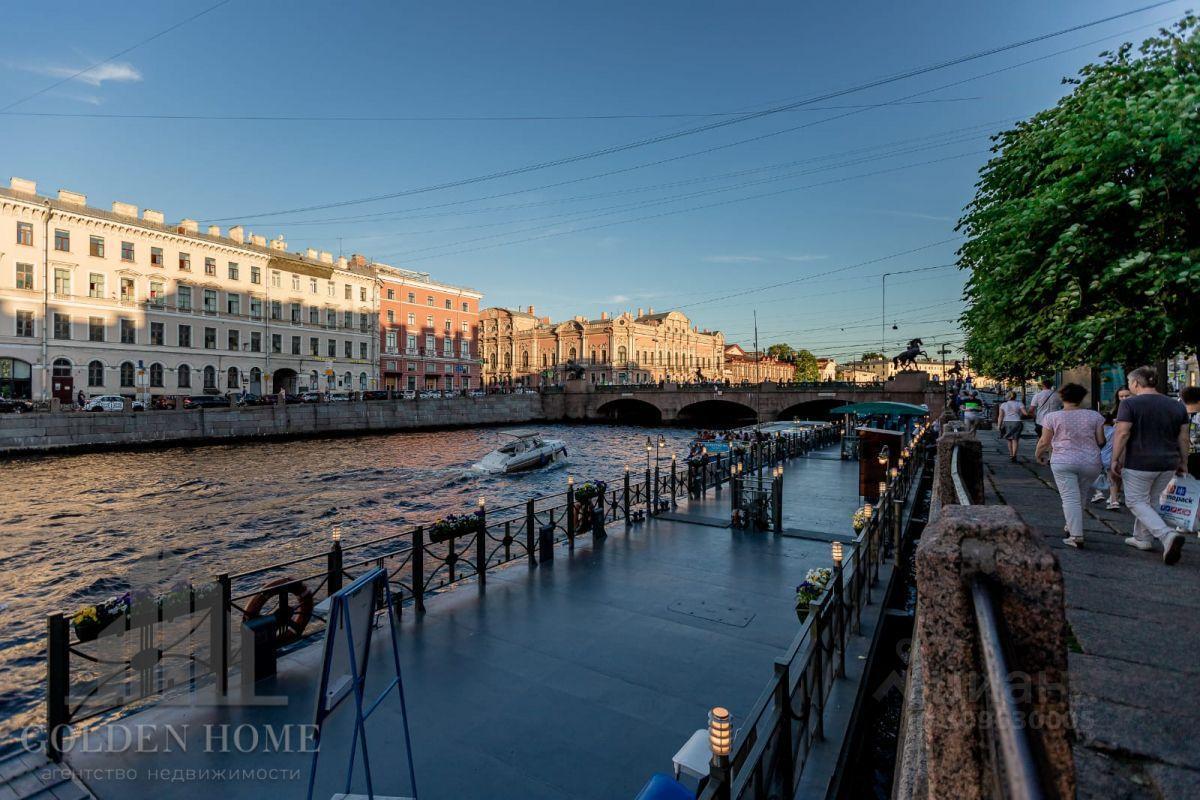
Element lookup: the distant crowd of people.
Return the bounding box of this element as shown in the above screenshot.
[993,368,1199,564]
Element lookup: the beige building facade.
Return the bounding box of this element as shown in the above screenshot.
[479,307,724,386]
[722,344,795,384]
[0,178,378,403]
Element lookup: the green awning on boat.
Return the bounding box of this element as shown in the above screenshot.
[828,401,929,416]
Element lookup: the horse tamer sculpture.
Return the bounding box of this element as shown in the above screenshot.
[892,338,929,371]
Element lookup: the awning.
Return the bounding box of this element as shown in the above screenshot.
[829,401,929,416]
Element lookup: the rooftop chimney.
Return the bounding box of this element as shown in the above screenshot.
[318,251,333,264]
[142,209,164,225]
[58,189,86,206]
[177,218,199,234]
[527,305,535,315]
[337,256,348,269]
[648,307,655,315]
[228,225,244,243]
[269,235,287,251]
[112,201,138,218]
[10,177,36,195]
[306,248,319,260]
[637,307,644,317]
[207,224,221,237]
[600,311,609,320]
[248,234,265,247]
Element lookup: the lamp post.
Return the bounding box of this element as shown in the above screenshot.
[832,540,846,678]
[708,706,732,800]
[644,438,653,517]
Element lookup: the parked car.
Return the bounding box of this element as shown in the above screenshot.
[0,398,33,413]
[150,396,180,410]
[182,395,231,410]
[83,395,145,412]
[361,390,391,401]
[418,389,443,399]
[236,393,265,406]
[401,390,417,400]
[299,391,323,403]
[328,392,352,403]
[468,389,486,398]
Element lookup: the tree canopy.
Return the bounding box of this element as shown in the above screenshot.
[792,348,819,382]
[766,343,797,362]
[958,17,1200,379]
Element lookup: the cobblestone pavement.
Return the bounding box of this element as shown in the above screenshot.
[980,435,1200,800]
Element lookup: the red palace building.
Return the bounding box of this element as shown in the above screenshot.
[366,258,483,391]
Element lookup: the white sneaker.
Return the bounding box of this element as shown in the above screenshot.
[1124,537,1154,551]
[1090,491,1105,504]
[1105,500,1121,510]
[1062,537,1083,549]
[1163,531,1184,565]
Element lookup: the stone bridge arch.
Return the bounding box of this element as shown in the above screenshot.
[775,397,849,421]
[677,398,758,426]
[594,397,664,425]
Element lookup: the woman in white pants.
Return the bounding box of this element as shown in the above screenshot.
[1035,383,1106,548]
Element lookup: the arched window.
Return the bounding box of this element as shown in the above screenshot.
[590,348,596,364]
[227,367,239,390]
[87,360,104,387]
[568,347,577,361]
[203,365,216,389]
[618,346,626,364]
[359,372,367,390]
[149,363,163,387]
[343,370,351,387]
[503,352,512,369]
[521,350,529,368]
[249,367,261,389]
[542,353,548,367]
[120,361,135,387]
[53,358,72,378]
[489,353,497,369]
[309,370,318,389]
[601,349,607,363]
[178,364,191,388]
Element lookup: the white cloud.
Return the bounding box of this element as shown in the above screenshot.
[608,294,631,303]
[783,254,828,262]
[704,255,765,264]
[18,60,143,87]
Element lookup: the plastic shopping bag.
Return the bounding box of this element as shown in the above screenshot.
[1159,474,1200,532]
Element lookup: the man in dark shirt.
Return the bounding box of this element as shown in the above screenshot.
[1110,367,1190,564]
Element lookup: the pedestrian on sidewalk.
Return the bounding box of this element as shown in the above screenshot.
[1036,383,1105,548]
[1028,378,1063,438]
[1181,385,1200,479]
[997,391,1026,461]
[1088,413,1121,509]
[1110,366,1189,564]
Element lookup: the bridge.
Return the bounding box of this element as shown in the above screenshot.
[543,373,944,424]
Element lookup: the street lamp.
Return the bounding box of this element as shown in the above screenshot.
[877,444,890,467]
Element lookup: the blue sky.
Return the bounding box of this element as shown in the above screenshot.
[1,0,1184,362]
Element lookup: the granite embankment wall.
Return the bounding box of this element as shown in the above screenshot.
[0,394,546,455]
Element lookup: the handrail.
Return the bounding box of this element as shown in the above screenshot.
[951,444,971,505]
[970,577,1045,800]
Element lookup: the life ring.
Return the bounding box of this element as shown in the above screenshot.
[242,577,314,647]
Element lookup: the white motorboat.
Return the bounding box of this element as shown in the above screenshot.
[475,430,567,473]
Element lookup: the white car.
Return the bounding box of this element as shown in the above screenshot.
[328,392,351,402]
[84,395,144,412]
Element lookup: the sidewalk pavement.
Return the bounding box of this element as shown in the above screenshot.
[980,436,1199,800]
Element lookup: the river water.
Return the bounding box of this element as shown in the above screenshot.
[0,424,705,749]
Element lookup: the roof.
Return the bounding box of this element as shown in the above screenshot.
[829,401,929,416]
[500,429,541,438]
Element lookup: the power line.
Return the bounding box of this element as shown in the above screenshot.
[0,97,983,123]
[0,0,235,113]
[203,1,1179,222]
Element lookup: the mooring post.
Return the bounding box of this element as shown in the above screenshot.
[413,526,426,612]
[46,614,69,763]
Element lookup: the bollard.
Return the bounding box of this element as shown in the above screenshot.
[46,615,69,762]
[772,474,783,532]
[476,502,487,589]
[566,481,576,549]
[623,469,631,526]
[327,538,343,597]
[538,524,555,562]
[242,616,277,687]
[413,527,426,612]
[525,500,537,565]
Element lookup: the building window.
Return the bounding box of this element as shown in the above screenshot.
[250,331,261,352]
[203,289,217,313]
[291,336,301,355]
[426,296,434,306]
[360,342,367,360]
[360,287,366,301]
[250,296,262,319]
[53,268,71,296]
[178,285,192,310]
[178,364,191,388]
[270,270,281,288]
[15,262,34,290]
[327,281,335,297]
[88,360,104,387]
[425,334,435,352]
[406,334,416,353]
[228,262,239,281]
[88,273,105,298]
[407,313,415,326]
[326,309,336,328]
[149,363,164,387]
[271,334,281,353]
[228,367,239,390]
[385,331,397,353]
[204,327,216,349]
[387,310,395,324]
[150,322,164,346]
[270,300,281,320]
[327,339,336,357]
[16,311,34,337]
[444,319,451,333]
[120,362,135,387]
[309,278,317,294]
[309,370,319,389]
[291,275,300,291]
[150,281,164,305]
[309,307,319,325]
[178,324,191,348]
[121,241,134,262]
[151,247,164,267]
[425,315,433,327]
[347,285,354,300]
[204,257,215,276]
[462,302,469,312]
[386,289,394,300]
[444,299,452,309]
[88,317,104,342]
[360,315,368,332]
[120,277,134,302]
[89,236,105,258]
[120,318,136,344]
[54,229,69,251]
[461,340,470,358]
[521,351,529,368]
[344,340,352,358]
[17,222,33,246]
[250,266,261,284]
[462,321,469,333]
[53,313,70,340]
[228,329,239,351]
[227,293,240,316]
[179,252,191,271]
[310,337,319,356]
[343,310,352,329]
[291,303,301,324]
[203,365,216,389]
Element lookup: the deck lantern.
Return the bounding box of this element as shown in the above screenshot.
[876,444,890,467]
[478,497,486,509]
[831,540,843,566]
[889,467,899,480]
[567,475,574,487]
[878,481,888,497]
[331,525,341,544]
[708,707,732,758]
[624,464,630,473]
[863,503,873,520]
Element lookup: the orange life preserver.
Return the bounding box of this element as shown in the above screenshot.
[242,577,314,647]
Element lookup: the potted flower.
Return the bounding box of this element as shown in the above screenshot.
[71,594,132,642]
[852,506,871,533]
[430,513,480,540]
[795,568,833,622]
[573,480,606,533]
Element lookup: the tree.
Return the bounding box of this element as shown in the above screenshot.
[861,352,885,362]
[792,349,819,382]
[766,343,797,362]
[959,17,1200,377]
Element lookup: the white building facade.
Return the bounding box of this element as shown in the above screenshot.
[0,178,378,403]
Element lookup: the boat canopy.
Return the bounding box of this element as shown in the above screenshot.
[828,401,929,416]
[501,429,541,439]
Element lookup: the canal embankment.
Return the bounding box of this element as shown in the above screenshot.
[0,394,544,455]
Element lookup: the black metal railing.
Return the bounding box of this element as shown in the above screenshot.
[44,426,837,760]
[698,424,932,800]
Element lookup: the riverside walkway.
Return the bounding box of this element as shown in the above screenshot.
[57,444,869,800]
[980,439,1200,799]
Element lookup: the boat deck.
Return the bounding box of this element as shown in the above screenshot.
[64,447,861,799]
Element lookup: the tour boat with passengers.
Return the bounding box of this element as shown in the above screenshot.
[475,430,568,473]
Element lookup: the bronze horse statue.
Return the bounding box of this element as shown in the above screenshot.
[946,360,963,378]
[892,338,929,371]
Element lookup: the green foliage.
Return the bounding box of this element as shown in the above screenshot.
[792,348,819,382]
[959,16,1200,378]
[766,343,797,361]
[860,352,885,362]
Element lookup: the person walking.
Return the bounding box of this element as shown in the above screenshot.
[1089,413,1121,509]
[1028,378,1063,438]
[1181,385,1200,479]
[1110,366,1190,564]
[997,391,1026,461]
[1036,383,1105,548]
